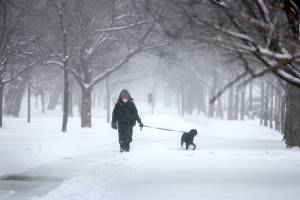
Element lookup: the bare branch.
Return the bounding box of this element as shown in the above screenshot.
[93,19,156,34]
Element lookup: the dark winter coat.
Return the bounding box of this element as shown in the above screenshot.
[112,100,141,127]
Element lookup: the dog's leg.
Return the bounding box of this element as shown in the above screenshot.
[192,143,197,150]
[186,143,189,150]
[181,138,184,147]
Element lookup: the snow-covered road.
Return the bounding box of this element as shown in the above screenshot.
[1,115,300,200]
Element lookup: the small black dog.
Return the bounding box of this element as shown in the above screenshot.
[181,129,197,150]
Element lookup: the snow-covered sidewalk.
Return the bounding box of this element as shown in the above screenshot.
[1,115,300,200]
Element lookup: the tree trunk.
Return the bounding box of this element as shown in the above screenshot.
[185,87,195,115]
[197,85,206,115]
[185,89,192,115]
[260,80,265,125]
[47,82,63,110]
[264,83,270,127]
[151,89,155,115]
[4,85,15,115]
[283,84,300,147]
[4,78,27,117]
[80,88,92,127]
[35,91,38,110]
[233,86,239,120]
[249,82,254,119]
[12,82,27,117]
[216,96,224,119]
[275,90,280,131]
[202,86,208,115]
[97,92,102,108]
[68,82,73,117]
[0,83,4,128]
[27,83,31,123]
[61,69,69,132]
[227,86,234,120]
[208,71,219,118]
[164,86,172,108]
[106,77,110,123]
[177,87,180,115]
[269,85,274,129]
[197,96,201,115]
[180,87,185,117]
[40,87,46,114]
[240,86,246,120]
[92,91,96,108]
[281,96,286,134]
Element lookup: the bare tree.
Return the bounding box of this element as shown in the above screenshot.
[46,0,166,127]
[146,0,300,147]
[0,0,40,127]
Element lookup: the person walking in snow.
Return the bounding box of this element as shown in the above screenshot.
[111,89,143,152]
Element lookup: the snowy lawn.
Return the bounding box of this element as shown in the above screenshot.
[1,114,300,200]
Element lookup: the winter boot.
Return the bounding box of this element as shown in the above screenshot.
[124,142,130,152]
[120,142,125,153]
[127,145,130,152]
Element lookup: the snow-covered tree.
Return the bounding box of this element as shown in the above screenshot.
[44,0,166,127]
[0,0,42,127]
[147,0,300,147]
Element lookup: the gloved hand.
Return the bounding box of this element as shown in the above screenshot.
[139,122,144,131]
[111,122,117,130]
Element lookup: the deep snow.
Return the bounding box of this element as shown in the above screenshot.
[1,111,300,200]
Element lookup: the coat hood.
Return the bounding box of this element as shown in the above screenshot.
[118,89,133,101]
